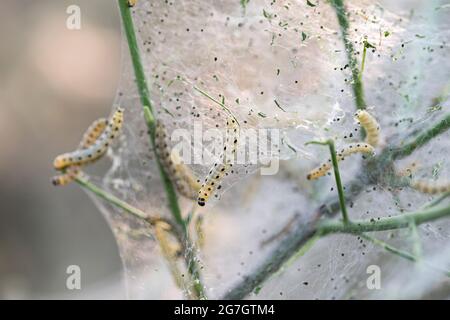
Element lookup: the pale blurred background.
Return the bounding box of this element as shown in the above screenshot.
[0,0,125,298]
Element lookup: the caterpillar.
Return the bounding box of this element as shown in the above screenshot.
[52,166,81,186]
[78,118,108,150]
[127,0,137,7]
[410,180,450,194]
[354,110,380,147]
[197,117,239,207]
[307,143,375,180]
[154,120,201,199]
[53,107,124,170]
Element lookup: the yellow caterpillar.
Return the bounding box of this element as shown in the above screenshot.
[354,110,380,147]
[411,180,450,194]
[154,120,201,199]
[53,108,124,170]
[307,143,375,180]
[53,118,107,186]
[78,118,108,150]
[127,0,137,7]
[52,166,81,186]
[197,117,239,207]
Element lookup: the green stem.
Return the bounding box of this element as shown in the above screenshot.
[361,234,449,277]
[318,204,450,234]
[328,140,350,224]
[117,0,205,299]
[306,140,350,224]
[408,220,422,260]
[76,177,149,222]
[421,191,450,209]
[330,0,366,110]
[391,113,450,160]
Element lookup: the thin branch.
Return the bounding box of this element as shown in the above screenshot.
[318,204,450,235]
[75,176,154,223]
[361,234,449,277]
[390,113,450,160]
[330,0,366,110]
[306,140,350,223]
[117,0,205,299]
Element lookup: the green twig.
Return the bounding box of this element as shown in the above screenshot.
[306,140,350,224]
[408,220,422,260]
[330,0,366,110]
[391,113,450,160]
[361,234,449,277]
[75,177,151,222]
[421,191,450,209]
[318,204,450,235]
[118,0,205,299]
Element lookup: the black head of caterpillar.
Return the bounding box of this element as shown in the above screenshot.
[52,166,81,186]
[53,107,124,170]
[197,116,239,207]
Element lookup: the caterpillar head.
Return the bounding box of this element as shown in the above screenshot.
[53,155,71,170]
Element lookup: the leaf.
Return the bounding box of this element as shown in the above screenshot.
[302,31,308,41]
[263,9,273,20]
[306,0,316,7]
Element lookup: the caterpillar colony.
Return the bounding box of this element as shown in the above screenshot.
[52,108,124,186]
[197,117,240,207]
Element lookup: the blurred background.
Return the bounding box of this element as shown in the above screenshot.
[0,0,125,298]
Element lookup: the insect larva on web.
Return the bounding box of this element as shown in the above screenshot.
[306,143,375,180]
[53,107,124,170]
[410,180,450,194]
[197,117,240,207]
[354,110,380,147]
[78,118,108,150]
[154,120,201,199]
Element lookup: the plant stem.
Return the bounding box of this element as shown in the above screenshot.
[328,140,350,224]
[361,234,449,277]
[306,140,350,224]
[421,191,450,209]
[117,0,205,299]
[391,113,450,160]
[75,176,151,222]
[318,204,450,235]
[330,0,366,110]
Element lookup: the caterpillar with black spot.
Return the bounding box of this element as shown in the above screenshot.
[307,143,375,180]
[154,120,201,199]
[410,180,450,194]
[52,118,107,186]
[197,117,239,207]
[52,166,82,186]
[78,118,108,150]
[354,110,380,147]
[53,107,124,170]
